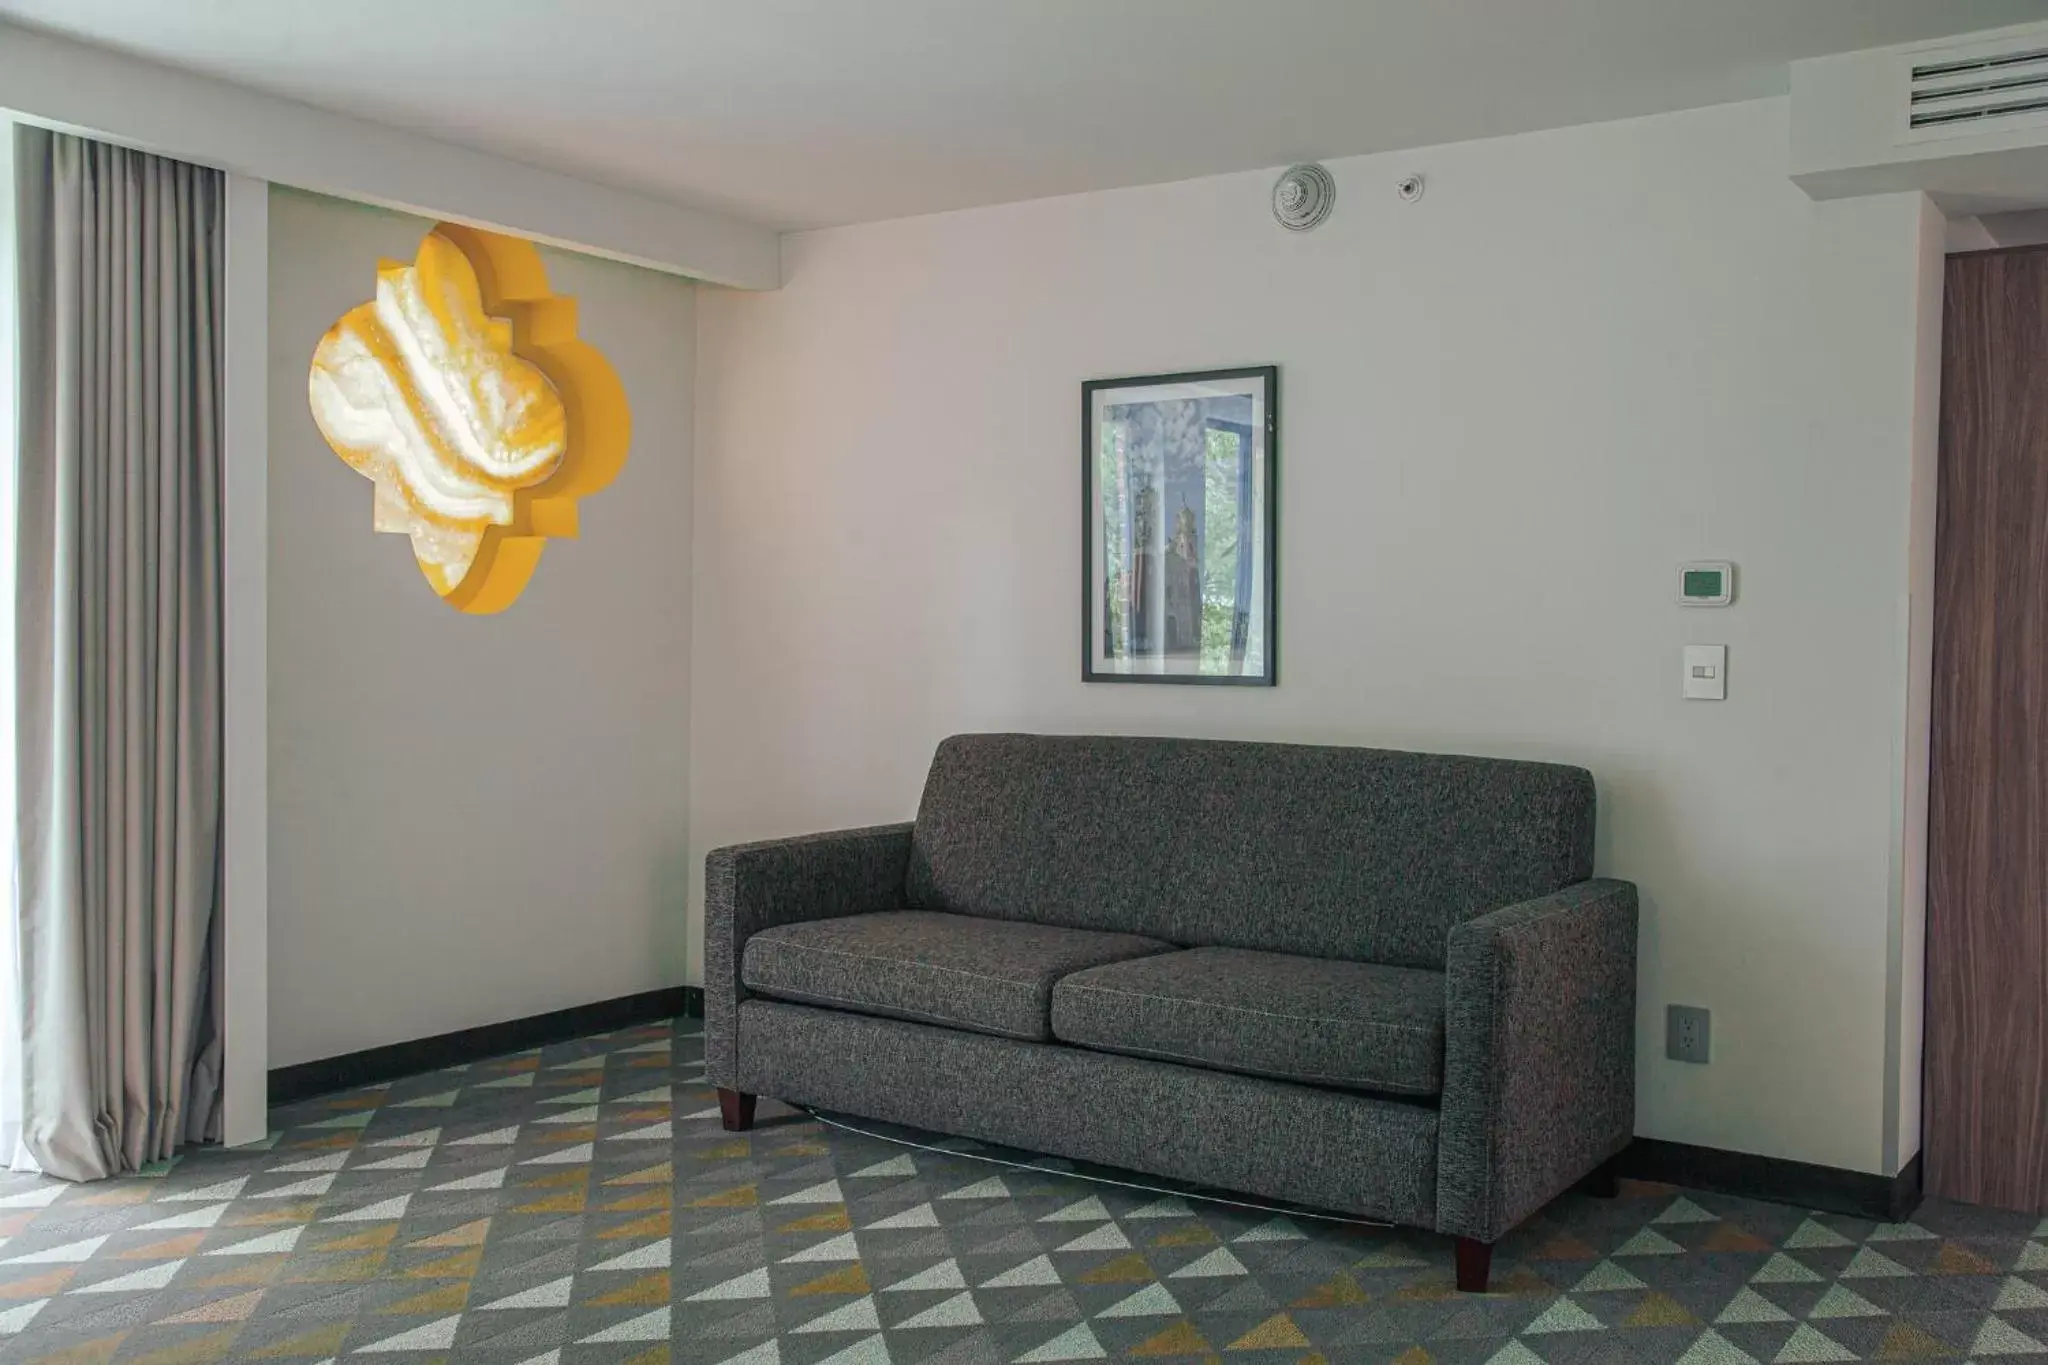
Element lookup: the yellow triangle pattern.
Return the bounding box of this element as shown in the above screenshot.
[791,1263,871,1296]
[1228,1313,1311,1350]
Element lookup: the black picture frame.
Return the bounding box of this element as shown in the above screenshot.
[1082,365,1278,686]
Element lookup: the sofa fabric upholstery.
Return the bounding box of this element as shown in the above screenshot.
[743,910,1171,1041]
[906,733,1595,970]
[739,999,1440,1227]
[1051,947,1446,1095]
[704,734,1639,1262]
[703,823,914,1090]
[1435,878,1639,1242]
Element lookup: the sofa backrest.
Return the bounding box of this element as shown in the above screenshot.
[905,733,1595,971]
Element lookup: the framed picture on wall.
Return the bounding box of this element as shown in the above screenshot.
[1083,366,1277,686]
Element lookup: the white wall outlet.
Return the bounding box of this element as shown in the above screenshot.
[1683,644,1727,700]
[1667,1005,1711,1064]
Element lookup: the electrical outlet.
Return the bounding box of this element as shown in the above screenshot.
[1667,1005,1711,1064]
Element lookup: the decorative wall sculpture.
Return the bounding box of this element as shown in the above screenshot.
[308,223,630,614]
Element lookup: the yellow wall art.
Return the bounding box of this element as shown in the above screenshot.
[308,223,630,614]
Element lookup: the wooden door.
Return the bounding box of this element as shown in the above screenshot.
[1927,247,2048,1210]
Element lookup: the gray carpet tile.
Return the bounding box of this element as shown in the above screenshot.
[0,1019,2033,1364]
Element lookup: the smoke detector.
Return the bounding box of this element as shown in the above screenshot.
[1272,163,1335,231]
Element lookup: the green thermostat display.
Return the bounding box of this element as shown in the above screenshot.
[1678,561,1734,607]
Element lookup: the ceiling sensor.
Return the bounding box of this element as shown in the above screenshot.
[1396,173,1425,202]
[1272,163,1335,231]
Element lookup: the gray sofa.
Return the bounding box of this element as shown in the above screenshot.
[705,733,1637,1292]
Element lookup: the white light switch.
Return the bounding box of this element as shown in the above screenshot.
[1683,645,1727,701]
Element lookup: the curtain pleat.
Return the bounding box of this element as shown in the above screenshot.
[13,124,225,1181]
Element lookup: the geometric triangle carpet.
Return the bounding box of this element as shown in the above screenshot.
[0,1020,2043,1363]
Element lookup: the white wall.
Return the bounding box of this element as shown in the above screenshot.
[1885,194,1946,1175]
[220,173,269,1143]
[691,97,1937,1175]
[268,188,693,1068]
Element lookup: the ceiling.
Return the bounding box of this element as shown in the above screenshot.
[7,0,2048,231]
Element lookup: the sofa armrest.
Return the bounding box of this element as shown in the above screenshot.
[704,823,914,1089]
[1436,878,1638,1242]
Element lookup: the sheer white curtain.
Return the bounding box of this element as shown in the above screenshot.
[0,121,21,1170]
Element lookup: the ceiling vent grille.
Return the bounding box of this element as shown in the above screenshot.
[1908,42,2048,134]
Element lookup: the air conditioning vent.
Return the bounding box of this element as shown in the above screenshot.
[1909,43,2048,132]
[1792,21,2048,204]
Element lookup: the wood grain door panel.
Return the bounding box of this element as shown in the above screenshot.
[1927,248,2048,1211]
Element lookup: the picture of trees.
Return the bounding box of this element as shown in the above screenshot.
[1086,368,1274,685]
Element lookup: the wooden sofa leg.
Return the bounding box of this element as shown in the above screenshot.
[1583,1157,1620,1199]
[1455,1237,1494,1293]
[718,1088,757,1132]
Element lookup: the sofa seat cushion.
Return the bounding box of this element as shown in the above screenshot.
[742,910,1171,1042]
[1050,948,1446,1095]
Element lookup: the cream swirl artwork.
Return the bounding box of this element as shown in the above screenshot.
[308,223,630,613]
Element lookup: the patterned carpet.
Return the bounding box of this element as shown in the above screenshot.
[0,1019,2041,1365]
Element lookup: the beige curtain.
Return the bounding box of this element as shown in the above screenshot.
[13,125,225,1180]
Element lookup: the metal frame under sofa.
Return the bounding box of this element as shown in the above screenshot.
[704,732,1638,1293]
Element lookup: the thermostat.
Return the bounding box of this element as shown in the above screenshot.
[1677,561,1734,607]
